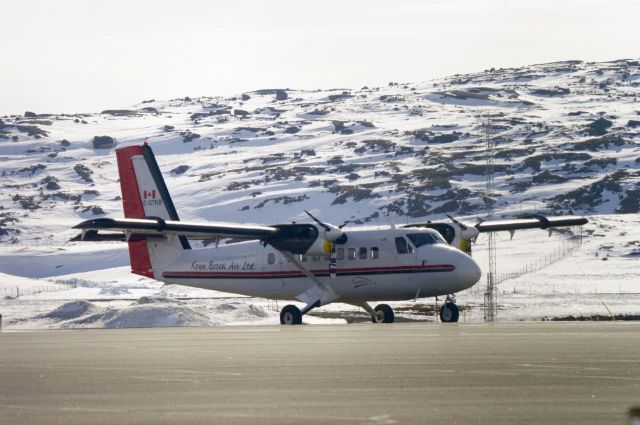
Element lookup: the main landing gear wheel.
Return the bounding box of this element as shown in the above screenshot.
[439,303,460,323]
[280,305,302,325]
[372,304,395,323]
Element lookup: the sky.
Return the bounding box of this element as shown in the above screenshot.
[1,0,638,116]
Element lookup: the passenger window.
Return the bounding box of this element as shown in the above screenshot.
[311,255,320,262]
[337,248,345,260]
[347,248,356,260]
[268,253,275,264]
[301,254,308,262]
[395,237,409,254]
[358,247,368,260]
[370,247,379,259]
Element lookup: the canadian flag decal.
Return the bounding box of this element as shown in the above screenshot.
[143,190,156,200]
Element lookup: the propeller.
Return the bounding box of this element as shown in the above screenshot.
[304,210,344,242]
[305,210,344,279]
[445,214,479,241]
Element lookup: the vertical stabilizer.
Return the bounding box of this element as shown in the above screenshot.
[115,144,188,279]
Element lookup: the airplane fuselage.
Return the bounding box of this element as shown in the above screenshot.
[155,227,482,303]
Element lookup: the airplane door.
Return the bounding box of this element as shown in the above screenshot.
[262,250,284,289]
[394,236,417,265]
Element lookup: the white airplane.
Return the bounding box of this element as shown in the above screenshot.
[74,144,588,324]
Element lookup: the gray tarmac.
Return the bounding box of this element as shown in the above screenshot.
[1,322,639,424]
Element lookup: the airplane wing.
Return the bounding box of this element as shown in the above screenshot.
[73,217,277,241]
[474,215,588,233]
[72,216,333,257]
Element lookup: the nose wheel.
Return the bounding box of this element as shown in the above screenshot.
[439,295,460,323]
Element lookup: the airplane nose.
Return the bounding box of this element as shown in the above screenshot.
[456,255,482,288]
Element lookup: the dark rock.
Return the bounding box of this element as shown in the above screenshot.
[16,125,48,137]
[82,205,105,215]
[181,131,200,143]
[340,128,353,135]
[74,164,94,183]
[627,120,640,128]
[550,170,628,210]
[308,108,331,116]
[572,134,625,151]
[617,189,640,213]
[100,110,139,116]
[275,90,288,101]
[522,152,591,171]
[327,156,344,165]
[284,126,299,134]
[19,164,46,175]
[46,181,60,190]
[43,176,60,190]
[412,131,460,144]
[301,149,316,156]
[60,139,71,147]
[163,125,174,132]
[92,135,115,149]
[379,95,405,103]
[12,194,40,210]
[332,121,346,132]
[141,107,158,113]
[583,157,617,169]
[328,93,353,102]
[532,171,567,184]
[171,165,189,175]
[432,200,460,214]
[242,94,251,101]
[234,109,249,117]
[587,117,613,136]
[24,111,37,118]
[531,87,570,96]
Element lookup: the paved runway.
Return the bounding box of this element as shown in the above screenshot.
[1,323,639,424]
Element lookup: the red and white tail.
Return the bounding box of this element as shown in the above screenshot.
[116,144,189,278]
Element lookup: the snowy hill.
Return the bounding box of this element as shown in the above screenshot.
[1,59,639,327]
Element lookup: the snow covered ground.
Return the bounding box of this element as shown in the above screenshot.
[1,59,639,329]
[1,213,638,329]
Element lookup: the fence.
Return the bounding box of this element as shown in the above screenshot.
[466,229,584,296]
[2,282,75,299]
[495,232,583,286]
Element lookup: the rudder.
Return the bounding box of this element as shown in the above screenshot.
[116,143,189,278]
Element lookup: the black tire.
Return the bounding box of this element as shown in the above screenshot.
[280,305,302,325]
[440,303,460,323]
[372,304,395,323]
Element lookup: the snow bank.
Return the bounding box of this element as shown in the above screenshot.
[40,300,103,320]
[29,296,278,329]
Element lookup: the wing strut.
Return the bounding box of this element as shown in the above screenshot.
[278,250,339,309]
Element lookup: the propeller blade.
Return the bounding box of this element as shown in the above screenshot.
[445,214,468,230]
[305,210,330,232]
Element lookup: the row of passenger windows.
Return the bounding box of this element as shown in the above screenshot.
[266,247,380,264]
[265,233,446,264]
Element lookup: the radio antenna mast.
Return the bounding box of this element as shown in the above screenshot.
[484,116,498,322]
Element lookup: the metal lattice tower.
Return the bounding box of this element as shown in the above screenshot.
[484,117,498,322]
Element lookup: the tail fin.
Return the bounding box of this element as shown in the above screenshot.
[116,144,189,278]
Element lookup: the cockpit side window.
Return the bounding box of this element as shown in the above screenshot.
[407,232,445,248]
[395,236,409,254]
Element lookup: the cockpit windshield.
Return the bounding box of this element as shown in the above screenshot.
[407,232,446,248]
